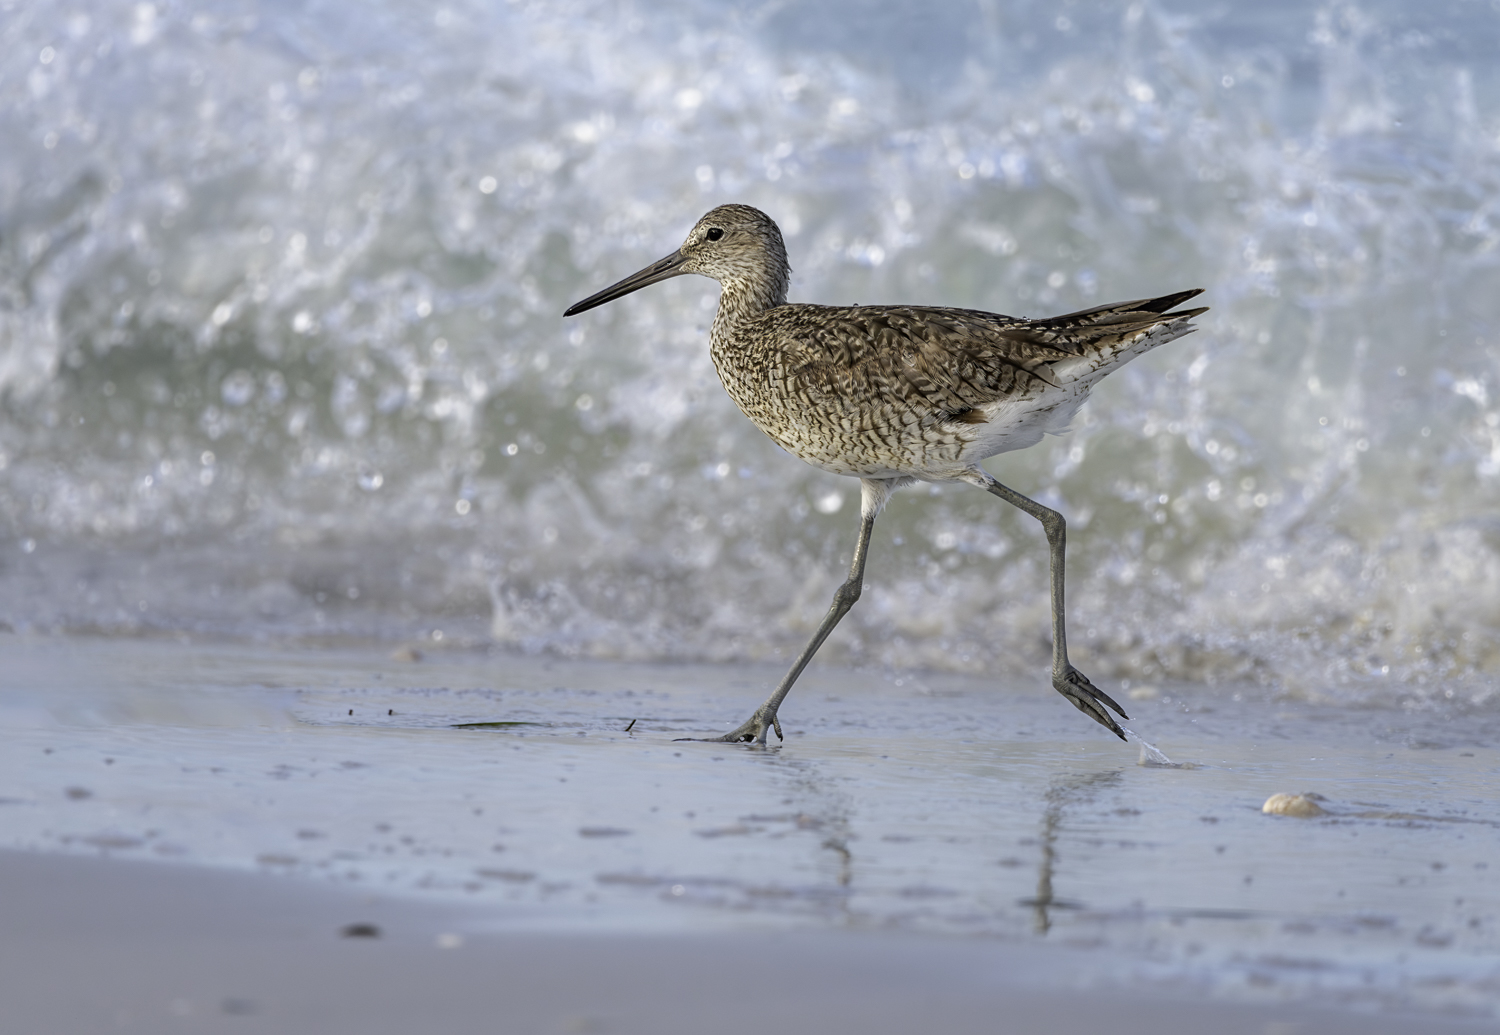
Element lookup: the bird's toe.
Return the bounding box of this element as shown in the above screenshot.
[1053,666,1128,740]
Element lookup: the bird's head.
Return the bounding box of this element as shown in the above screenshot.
[564,204,789,317]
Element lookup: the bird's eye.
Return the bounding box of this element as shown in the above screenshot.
[706,227,724,241]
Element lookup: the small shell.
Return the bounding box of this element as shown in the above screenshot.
[1262,792,1327,818]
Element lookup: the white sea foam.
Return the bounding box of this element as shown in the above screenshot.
[2,0,1500,705]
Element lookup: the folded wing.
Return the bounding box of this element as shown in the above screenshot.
[768,290,1207,425]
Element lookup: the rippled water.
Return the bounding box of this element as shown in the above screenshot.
[4,0,1500,703]
[3,637,1498,1016]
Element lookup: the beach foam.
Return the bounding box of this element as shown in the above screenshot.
[3,0,1500,703]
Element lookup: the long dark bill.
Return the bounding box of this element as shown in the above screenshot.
[563,250,690,317]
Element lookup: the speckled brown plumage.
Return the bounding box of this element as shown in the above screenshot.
[565,203,1207,746]
[712,294,1205,479]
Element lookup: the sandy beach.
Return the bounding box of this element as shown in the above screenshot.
[1,634,1497,1032]
[3,849,1494,1035]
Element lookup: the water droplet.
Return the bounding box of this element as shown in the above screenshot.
[221,370,255,407]
[814,490,844,514]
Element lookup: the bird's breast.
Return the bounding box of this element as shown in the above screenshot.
[708,333,1005,479]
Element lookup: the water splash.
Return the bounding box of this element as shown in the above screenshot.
[3,0,1500,706]
[1120,725,1185,769]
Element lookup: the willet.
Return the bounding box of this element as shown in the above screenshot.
[565,204,1206,744]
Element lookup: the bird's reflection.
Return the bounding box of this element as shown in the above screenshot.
[1020,769,1121,934]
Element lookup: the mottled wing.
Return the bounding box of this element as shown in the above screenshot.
[770,290,1206,418]
[783,307,1026,408]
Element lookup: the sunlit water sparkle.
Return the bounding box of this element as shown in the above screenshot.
[4,0,1500,706]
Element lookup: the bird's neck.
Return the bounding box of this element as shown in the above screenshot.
[711,263,789,341]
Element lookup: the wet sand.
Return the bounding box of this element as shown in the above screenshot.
[3,850,1493,1035]
[1,634,1498,1030]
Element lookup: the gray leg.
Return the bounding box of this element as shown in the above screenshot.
[964,470,1128,740]
[699,478,903,745]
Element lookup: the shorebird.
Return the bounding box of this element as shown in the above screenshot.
[565,204,1206,745]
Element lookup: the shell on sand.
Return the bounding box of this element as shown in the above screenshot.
[1262,792,1327,818]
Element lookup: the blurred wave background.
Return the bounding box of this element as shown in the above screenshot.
[3,0,1500,704]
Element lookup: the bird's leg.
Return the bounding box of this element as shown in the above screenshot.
[965,471,1129,740]
[697,479,899,745]
[705,511,875,744]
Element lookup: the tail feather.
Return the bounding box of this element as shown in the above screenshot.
[1041,292,1207,385]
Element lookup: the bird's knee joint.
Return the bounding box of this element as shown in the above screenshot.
[831,581,862,610]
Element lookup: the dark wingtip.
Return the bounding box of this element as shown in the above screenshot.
[1038,289,1208,328]
[1140,288,1206,314]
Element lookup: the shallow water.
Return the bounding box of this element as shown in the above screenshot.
[2,634,1496,1017]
